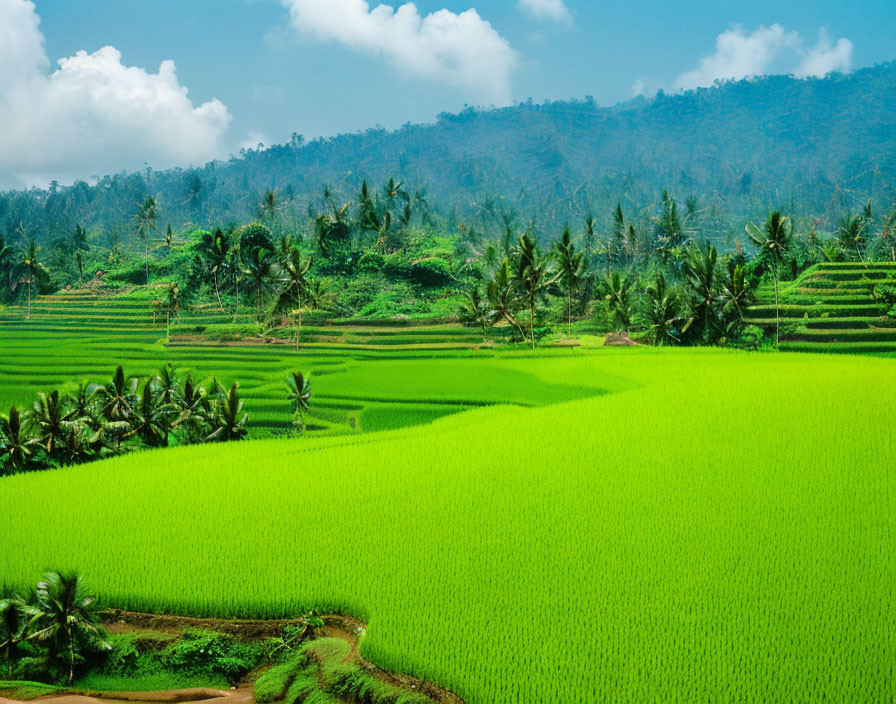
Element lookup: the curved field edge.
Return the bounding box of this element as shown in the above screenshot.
[1,350,894,703]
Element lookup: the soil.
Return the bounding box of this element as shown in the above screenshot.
[604,332,642,346]
[1,611,463,704]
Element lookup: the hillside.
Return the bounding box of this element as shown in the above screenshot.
[3,63,895,244]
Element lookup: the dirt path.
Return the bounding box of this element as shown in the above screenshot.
[2,689,253,704]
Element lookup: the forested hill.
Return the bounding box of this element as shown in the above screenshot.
[3,61,895,244]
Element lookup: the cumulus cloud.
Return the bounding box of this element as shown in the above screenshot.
[0,0,231,189]
[673,23,854,92]
[794,29,853,78]
[282,0,518,104]
[517,0,572,25]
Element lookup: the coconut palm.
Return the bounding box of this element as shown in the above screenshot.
[836,206,872,264]
[206,384,248,443]
[458,285,491,343]
[171,375,209,445]
[26,390,75,461]
[31,572,109,684]
[486,259,526,342]
[599,271,635,331]
[554,226,584,338]
[201,229,231,312]
[0,593,37,679]
[272,246,314,349]
[126,381,173,448]
[746,211,792,345]
[0,407,39,473]
[286,372,311,433]
[94,366,138,429]
[243,246,276,320]
[718,259,754,324]
[513,234,557,349]
[684,241,720,343]
[642,272,681,346]
[153,364,182,406]
[134,196,159,285]
[14,239,50,320]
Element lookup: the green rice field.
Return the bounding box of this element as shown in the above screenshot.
[1,290,894,703]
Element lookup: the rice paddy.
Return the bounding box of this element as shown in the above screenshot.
[1,290,895,703]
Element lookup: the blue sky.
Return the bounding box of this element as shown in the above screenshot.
[2,0,894,187]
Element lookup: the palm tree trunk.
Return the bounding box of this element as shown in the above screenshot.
[68,638,75,684]
[214,271,224,312]
[26,278,32,320]
[257,282,262,320]
[145,240,149,285]
[529,298,536,349]
[774,266,780,347]
[568,291,572,338]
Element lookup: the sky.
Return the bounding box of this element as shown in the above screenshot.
[0,0,894,189]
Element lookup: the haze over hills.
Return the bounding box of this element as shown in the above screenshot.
[2,61,895,245]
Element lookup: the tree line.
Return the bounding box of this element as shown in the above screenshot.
[0,366,248,476]
[2,180,895,347]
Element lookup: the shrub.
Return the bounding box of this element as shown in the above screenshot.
[163,630,263,685]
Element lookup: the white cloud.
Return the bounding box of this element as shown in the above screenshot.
[240,130,270,152]
[517,0,572,25]
[0,0,231,189]
[674,24,799,91]
[794,29,853,78]
[282,0,518,104]
[672,24,854,93]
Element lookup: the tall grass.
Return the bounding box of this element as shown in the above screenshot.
[1,351,893,703]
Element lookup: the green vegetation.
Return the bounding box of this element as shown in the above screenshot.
[256,638,430,704]
[0,350,893,702]
[1,366,251,475]
[4,64,896,242]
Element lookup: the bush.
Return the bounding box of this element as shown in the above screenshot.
[163,630,264,685]
[728,324,766,351]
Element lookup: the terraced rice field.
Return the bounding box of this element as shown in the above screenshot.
[746,262,896,354]
[3,286,895,703]
[0,290,583,436]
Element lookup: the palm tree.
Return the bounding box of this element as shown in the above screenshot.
[165,283,180,340]
[127,381,173,447]
[32,572,109,684]
[599,271,634,331]
[0,407,39,473]
[746,211,792,345]
[14,239,49,320]
[202,229,231,312]
[643,272,681,346]
[286,372,311,433]
[684,241,720,344]
[272,246,314,349]
[27,390,74,461]
[206,384,248,443]
[718,259,754,325]
[486,259,526,342]
[555,226,584,338]
[458,284,491,343]
[94,367,139,450]
[836,207,871,264]
[0,593,37,679]
[243,246,275,320]
[513,234,557,349]
[134,196,159,285]
[153,364,182,406]
[171,375,209,445]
